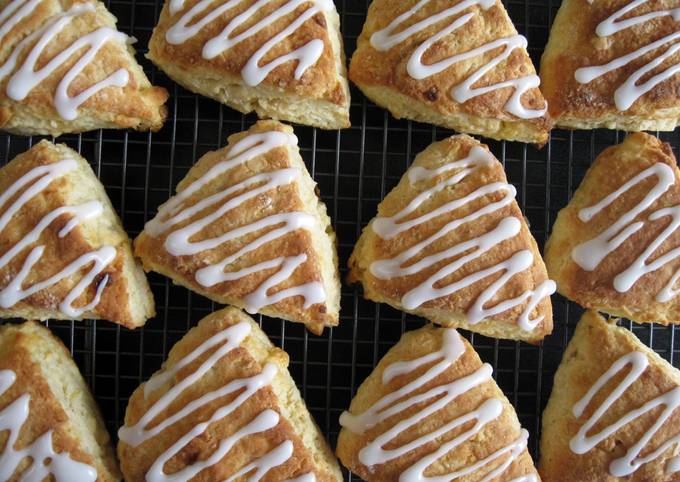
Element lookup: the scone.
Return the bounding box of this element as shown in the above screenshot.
[541,0,680,131]
[546,132,680,325]
[117,307,342,481]
[337,325,540,481]
[348,134,555,343]
[540,311,680,480]
[147,0,350,129]
[349,0,552,144]
[135,120,340,335]
[0,0,168,136]
[0,321,120,481]
[0,140,155,328]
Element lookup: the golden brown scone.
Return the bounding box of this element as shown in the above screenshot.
[147,0,349,129]
[0,321,120,481]
[540,311,680,481]
[336,325,541,481]
[135,120,339,335]
[541,0,680,131]
[117,307,342,482]
[0,0,168,136]
[348,134,555,343]
[349,0,552,144]
[546,133,680,325]
[0,141,154,327]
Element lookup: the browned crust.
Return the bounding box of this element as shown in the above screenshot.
[118,307,341,482]
[134,120,339,335]
[539,311,680,481]
[348,134,553,343]
[336,325,541,481]
[0,140,154,328]
[0,321,120,482]
[541,0,680,131]
[545,132,680,325]
[147,0,349,126]
[349,0,552,144]
[0,0,167,136]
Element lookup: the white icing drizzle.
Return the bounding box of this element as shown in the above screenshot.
[224,440,293,482]
[0,158,114,316]
[659,264,680,302]
[0,2,131,120]
[118,321,312,482]
[369,145,555,331]
[284,473,317,482]
[339,329,535,481]
[0,0,43,44]
[511,477,538,482]
[572,161,680,302]
[369,0,546,119]
[0,369,97,481]
[570,351,680,477]
[144,130,326,314]
[575,0,680,111]
[165,0,333,87]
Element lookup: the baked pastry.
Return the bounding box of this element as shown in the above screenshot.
[147,0,350,129]
[0,0,168,136]
[546,132,680,325]
[540,310,680,480]
[0,320,120,481]
[348,134,555,343]
[349,0,552,144]
[337,324,540,481]
[541,0,680,131]
[118,307,342,481]
[0,140,155,328]
[135,120,340,335]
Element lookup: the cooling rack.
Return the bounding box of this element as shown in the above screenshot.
[2,0,680,480]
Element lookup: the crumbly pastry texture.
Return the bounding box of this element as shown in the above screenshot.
[135,120,340,335]
[348,133,554,343]
[541,0,680,131]
[546,132,680,325]
[0,140,155,328]
[0,0,168,136]
[540,311,680,481]
[147,0,350,129]
[349,0,552,144]
[0,321,121,482]
[118,307,343,482]
[336,324,541,481]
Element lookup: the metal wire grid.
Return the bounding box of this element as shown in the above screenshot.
[2,0,680,480]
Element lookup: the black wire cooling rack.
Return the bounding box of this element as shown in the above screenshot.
[3,0,680,480]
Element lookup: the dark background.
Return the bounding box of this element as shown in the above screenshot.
[2,0,680,480]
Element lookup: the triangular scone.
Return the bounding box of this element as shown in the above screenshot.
[118,307,343,481]
[0,141,154,327]
[349,0,552,144]
[546,133,680,325]
[541,0,680,131]
[0,0,168,136]
[135,120,340,335]
[348,134,555,343]
[147,0,350,130]
[0,321,120,481]
[337,325,540,481]
[540,311,680,481]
